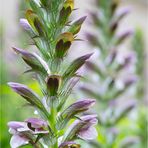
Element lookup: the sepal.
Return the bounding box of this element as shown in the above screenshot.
[63,53,93,78]
[68,16,87,35]
[8,82,49,117]
[12,47,50,74]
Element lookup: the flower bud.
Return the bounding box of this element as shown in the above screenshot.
[59,0,74,25]
[55,32,74,58]
[64,0,74,10]
[111,0,119,15]
[59,141,80,148]
[33,17,44,36]
[25,10,44,36]
[46,75,62,96]
[62,99,96,119]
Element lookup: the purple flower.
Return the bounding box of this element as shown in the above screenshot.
[57,99,96,130]
[25,118,48,134]
[8,118,48,148]
[10,134,30,148]
[64,114,98,141]
[8,121,30,148]
[62,99,96,118]
[59,141,80,148]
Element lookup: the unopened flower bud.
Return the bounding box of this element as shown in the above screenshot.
[59,0,74,24]
[26,10,44,36]
[59,141,80,148]
[46,75,62,96]
[55,32,74,58]
[62,99,96,119]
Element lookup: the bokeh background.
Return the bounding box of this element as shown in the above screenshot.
[0,0,147,147]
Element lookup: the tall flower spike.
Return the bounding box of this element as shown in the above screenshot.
[7,0,97,147]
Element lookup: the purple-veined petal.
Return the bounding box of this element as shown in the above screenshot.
[25,118,48,134]
[25,118,48,128]
[8,121,26,129]
[64,114,98,141]
[8,121,28,134]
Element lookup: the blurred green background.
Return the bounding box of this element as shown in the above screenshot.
[0,0,147,147]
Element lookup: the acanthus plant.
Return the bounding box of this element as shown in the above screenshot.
[7,0,98,148]
[80,0,138,147]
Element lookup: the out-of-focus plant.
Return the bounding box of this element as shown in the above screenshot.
[132,29,145,99]
[7,0,98,148]
[131,29,147,148]
[80,0,139,147]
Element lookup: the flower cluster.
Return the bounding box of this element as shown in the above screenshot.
[8,0,97,147]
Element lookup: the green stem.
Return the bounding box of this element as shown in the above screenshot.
[50,103,58,148]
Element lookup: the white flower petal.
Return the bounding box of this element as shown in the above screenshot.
[78,127,98,140]
[10,134,29,148]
